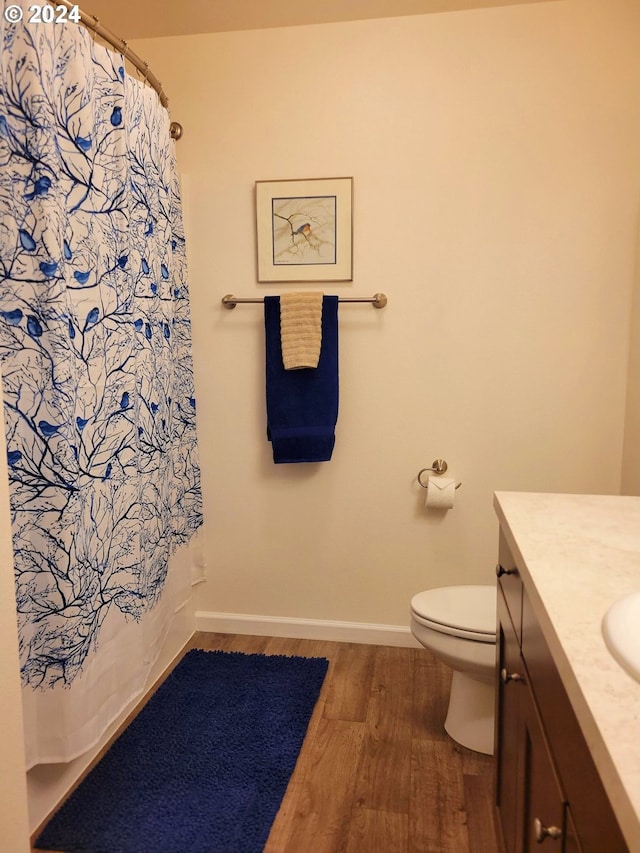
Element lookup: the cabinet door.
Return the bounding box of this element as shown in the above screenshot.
[519,685,565,853]
[521,588,628,853]
[495,588,525,853]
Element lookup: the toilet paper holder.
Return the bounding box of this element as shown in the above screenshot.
[417,459,462,489]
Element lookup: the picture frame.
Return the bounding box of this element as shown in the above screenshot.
[255,177,353,282]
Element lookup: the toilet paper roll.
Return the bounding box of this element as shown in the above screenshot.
[425,476,456,510]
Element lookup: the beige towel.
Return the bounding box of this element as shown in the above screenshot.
[280,292,323,370]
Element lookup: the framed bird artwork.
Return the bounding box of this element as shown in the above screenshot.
[255,177,353,282]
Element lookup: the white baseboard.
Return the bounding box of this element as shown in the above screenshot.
[194,610,422,648]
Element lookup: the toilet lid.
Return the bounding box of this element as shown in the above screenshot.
[410,585,496,636]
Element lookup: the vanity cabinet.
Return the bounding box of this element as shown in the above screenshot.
[494,531,628,853]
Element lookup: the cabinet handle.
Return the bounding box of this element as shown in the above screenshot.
[501,667,523,684]
[496,564,517,577]
[534,818,562,843]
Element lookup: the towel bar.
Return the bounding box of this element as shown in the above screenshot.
[222,293,387,309]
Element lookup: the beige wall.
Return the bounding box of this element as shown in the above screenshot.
[134,0,640,629]
[622,216,640,495]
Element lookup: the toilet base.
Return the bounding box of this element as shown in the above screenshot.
[444,670,495,755]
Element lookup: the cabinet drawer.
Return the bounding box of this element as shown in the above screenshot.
[497,530,523,643]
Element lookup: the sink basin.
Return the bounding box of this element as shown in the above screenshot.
[602,591,640,683]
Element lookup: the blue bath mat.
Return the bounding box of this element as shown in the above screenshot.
[35,649,329,853]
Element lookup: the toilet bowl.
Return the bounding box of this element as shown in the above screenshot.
[410,584,497,755]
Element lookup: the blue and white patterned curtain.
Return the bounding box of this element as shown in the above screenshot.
[0,4,202,766]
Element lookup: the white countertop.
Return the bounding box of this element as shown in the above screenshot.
[494,491,640,852]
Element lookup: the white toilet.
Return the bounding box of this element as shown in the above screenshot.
[410,584,497,755]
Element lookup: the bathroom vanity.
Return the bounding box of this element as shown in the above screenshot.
[493,492,640,853]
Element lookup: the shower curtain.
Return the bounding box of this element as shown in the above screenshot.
[0,5,202,767]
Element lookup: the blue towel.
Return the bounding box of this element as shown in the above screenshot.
[264,295,339,463]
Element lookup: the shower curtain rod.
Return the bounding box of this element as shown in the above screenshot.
[53,1,183,138]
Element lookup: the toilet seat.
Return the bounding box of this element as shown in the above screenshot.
[410,585,496,644]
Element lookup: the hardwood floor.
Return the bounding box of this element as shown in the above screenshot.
[34,632,500,852]
[193,633,499,853]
